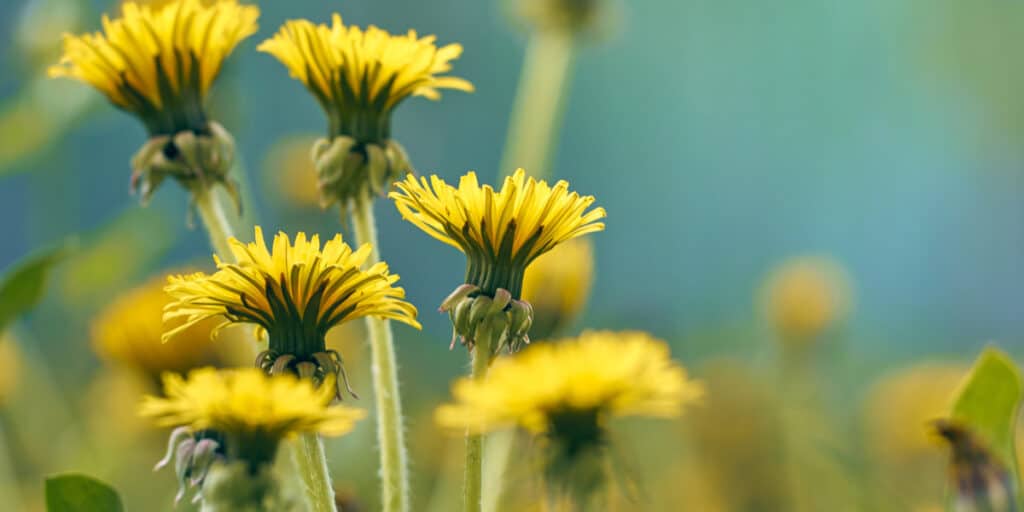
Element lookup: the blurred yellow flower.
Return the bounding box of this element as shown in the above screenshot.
[48,0,258,136]
[515,0,605,34]
[91,274,243,381]
[141,368,364,438]
[392,169,605,353]
[262,134,323,209]
[0,336,21,406]
[435,330,701,435]
[761,256,852,345]
[259,14,473,141]
[163,227,418,393]
[521,238,594,340]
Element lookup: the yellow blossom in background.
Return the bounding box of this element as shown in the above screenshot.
[259,14,473,141]
[48,0,258,136]
[513,0,606,35]
[141,368,365,440]
[163,227,418,393]
[521,237,594,340]
[0,336,21,406]
[761,256,853,345]
[392,169,605,353]
[91,274,246,381]
[436,330,701,435]
[262,134,323,209]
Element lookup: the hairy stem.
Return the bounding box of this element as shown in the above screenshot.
[464,335,492,512]
[294,433,338,512]
[192,185,238,261]
[350,195,410,512]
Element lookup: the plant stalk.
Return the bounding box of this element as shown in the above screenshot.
[293,433,338,512]
[463,334,492,512]
[192,185,238,261]
[349,194,410,512]
[498,31,576,180]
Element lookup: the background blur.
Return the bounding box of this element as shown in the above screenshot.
[1,0,1023,510]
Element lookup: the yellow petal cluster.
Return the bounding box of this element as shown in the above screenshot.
[92,274,241,379]
[436,331,702,435]
[48,0,259,134]
[259,14,472,138]
[391,169,605,294]
[163,226,420,345]
[140,367,365,439]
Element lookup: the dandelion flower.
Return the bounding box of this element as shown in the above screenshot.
[391,169,605,355]
[436,330,701,499]
[761,256,852,346]
[163,226,419,396]
[259,14,473,208]
[48,0,259,202]
[141,367,364,503]
[521,238,595,340]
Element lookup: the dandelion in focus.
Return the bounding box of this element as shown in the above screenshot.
[436,331,701,503]
[91,274,245,385]
[48,0,258,204]
[521,237,594,341]
[761,256,852,347]
[141,367,364,507]
[391,169,606,357]
[259,14,473,211]
[163,226,420,397]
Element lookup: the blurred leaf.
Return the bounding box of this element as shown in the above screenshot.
[950,347,1023,471]
[0,241,73,333]
[45,473,124,512]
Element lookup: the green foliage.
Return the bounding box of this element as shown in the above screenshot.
[950,347,1024,471]
[45,474,124,512]
[0,241,73,333]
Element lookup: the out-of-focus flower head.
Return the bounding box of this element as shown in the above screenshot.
[521,237,594,341]
[262,134,323,209]
[760,256,853,346]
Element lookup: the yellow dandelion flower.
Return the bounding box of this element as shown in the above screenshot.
[163,226,419,394]
[521,237,595,340]
[91,274,244,382]
[391,168,605,354]
[435,330,701,435]
[259,14,472,141]
[761,256,852,346]
[259,14,473,208]
[141,367,364,467]
[49,0,258,136]
[48,0,259,203]
[514,0,606,35]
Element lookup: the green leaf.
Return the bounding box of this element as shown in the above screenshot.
[950,346,1024,471]
[0,240,74,333]
[45,474,124,512]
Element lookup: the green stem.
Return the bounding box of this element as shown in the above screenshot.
[464,335,492,512]
[192,185,238,261]
[349,195,410,512]
[293,432,338,512]
[498,31,577,180]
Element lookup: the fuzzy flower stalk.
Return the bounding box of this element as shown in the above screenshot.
[141,368,364,511]
[260,15,472,511]
[162,226,419,511]
[48,0,259,258]
[437,331,702,508]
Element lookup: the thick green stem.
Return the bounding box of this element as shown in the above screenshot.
[498,31,576,180]
[293,432,337,512]
[349,195,410,512]
[464,335,492,512]
[192,185,238,261]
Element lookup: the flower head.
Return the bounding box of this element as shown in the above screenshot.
[761,256,852,346]
[259,14,472,141]
[49,0,258,136]
[436,330,700,499]
[142,368,364,470]
[521,238,594,340]
[514,0,607,35]
[259,14,473,209]
[163,226,419,394]
[391,169,605,355]
[92,274,242,382]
